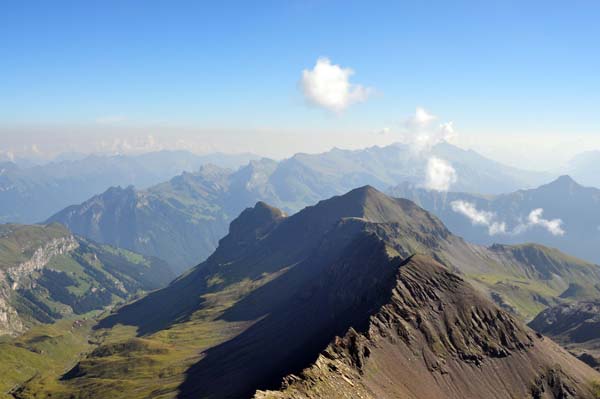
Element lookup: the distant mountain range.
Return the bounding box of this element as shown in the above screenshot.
[47,142,552,272]
[35,186,599,398]
[390,174,600,265]
[0,223,174,336]
[0,150,259,223]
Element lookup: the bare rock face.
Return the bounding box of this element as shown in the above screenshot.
[255,256,599,399]
[0,294,23,336]
[6,235,79,290]
[530,300,600,371]
[0,235,78,335]
[0,224,174,337]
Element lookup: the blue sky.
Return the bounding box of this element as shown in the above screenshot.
[1,1,599,166]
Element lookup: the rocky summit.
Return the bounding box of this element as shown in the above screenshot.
[30,186,600,399]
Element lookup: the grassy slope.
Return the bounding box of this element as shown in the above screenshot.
[11,277,272,398]
[0,318,95,398]
[469,243,600,320]
[0,223,176,396]
[0,223,70,270]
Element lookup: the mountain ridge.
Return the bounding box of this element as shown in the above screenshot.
[36,186,600,399]
[390,174,600,265]
[47,141,549,272]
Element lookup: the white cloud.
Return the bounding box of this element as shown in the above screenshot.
[99,135,163,155]
[300,57,372,112]
[450,200,507,235]
[450,201,565,237]
[527,208,565,236]
[405,107,437,130]
[439,121,456,138]
[424,157,457,191]
[401,107,457,153]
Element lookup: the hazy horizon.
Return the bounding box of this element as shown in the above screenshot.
[2,2,599,171]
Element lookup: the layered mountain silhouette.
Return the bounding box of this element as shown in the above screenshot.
[43,186,600,399]
[47,142,551,272]
[391,175,600,264]
[0,150,258,224]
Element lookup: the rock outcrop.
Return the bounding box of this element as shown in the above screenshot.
[530,300,600,371]
[0,223,174,336]
[6,235,79,290]
[255,256,599,399]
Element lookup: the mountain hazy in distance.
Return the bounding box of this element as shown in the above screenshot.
[0,150,259,224]
[391,175,600,265]
[47,142,553,272]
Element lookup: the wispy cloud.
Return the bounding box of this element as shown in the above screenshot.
[526,208,565,236]
[424,157,457,191]
[98,135,163,154]
[300,57,373,113]
[450,200,507,235]
[401,107,457,154]
[451,201,565,236]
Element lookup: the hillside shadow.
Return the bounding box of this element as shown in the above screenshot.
[176,237,405,398]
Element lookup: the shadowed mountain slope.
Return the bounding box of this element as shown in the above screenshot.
[36,186,600,399]
[530,300,600,371]
[255,255,599,399]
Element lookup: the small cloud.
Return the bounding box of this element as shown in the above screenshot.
[450,200,507,235]
[404,107,437,131]
[97,135,163,155]
[300,57,373,112]
[96,115,128,124]
[439,121,457,139]
[424,157,457,191]
[527,208,565,236]
[401,107,457,153]
[450,202,565,237]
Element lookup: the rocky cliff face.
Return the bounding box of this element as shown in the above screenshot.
[530,300,600,371]
[0,293,23,335]
[0,235,78,335]
[255,256,599,399]
[0,224,174,337]
[6,235,79,290]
